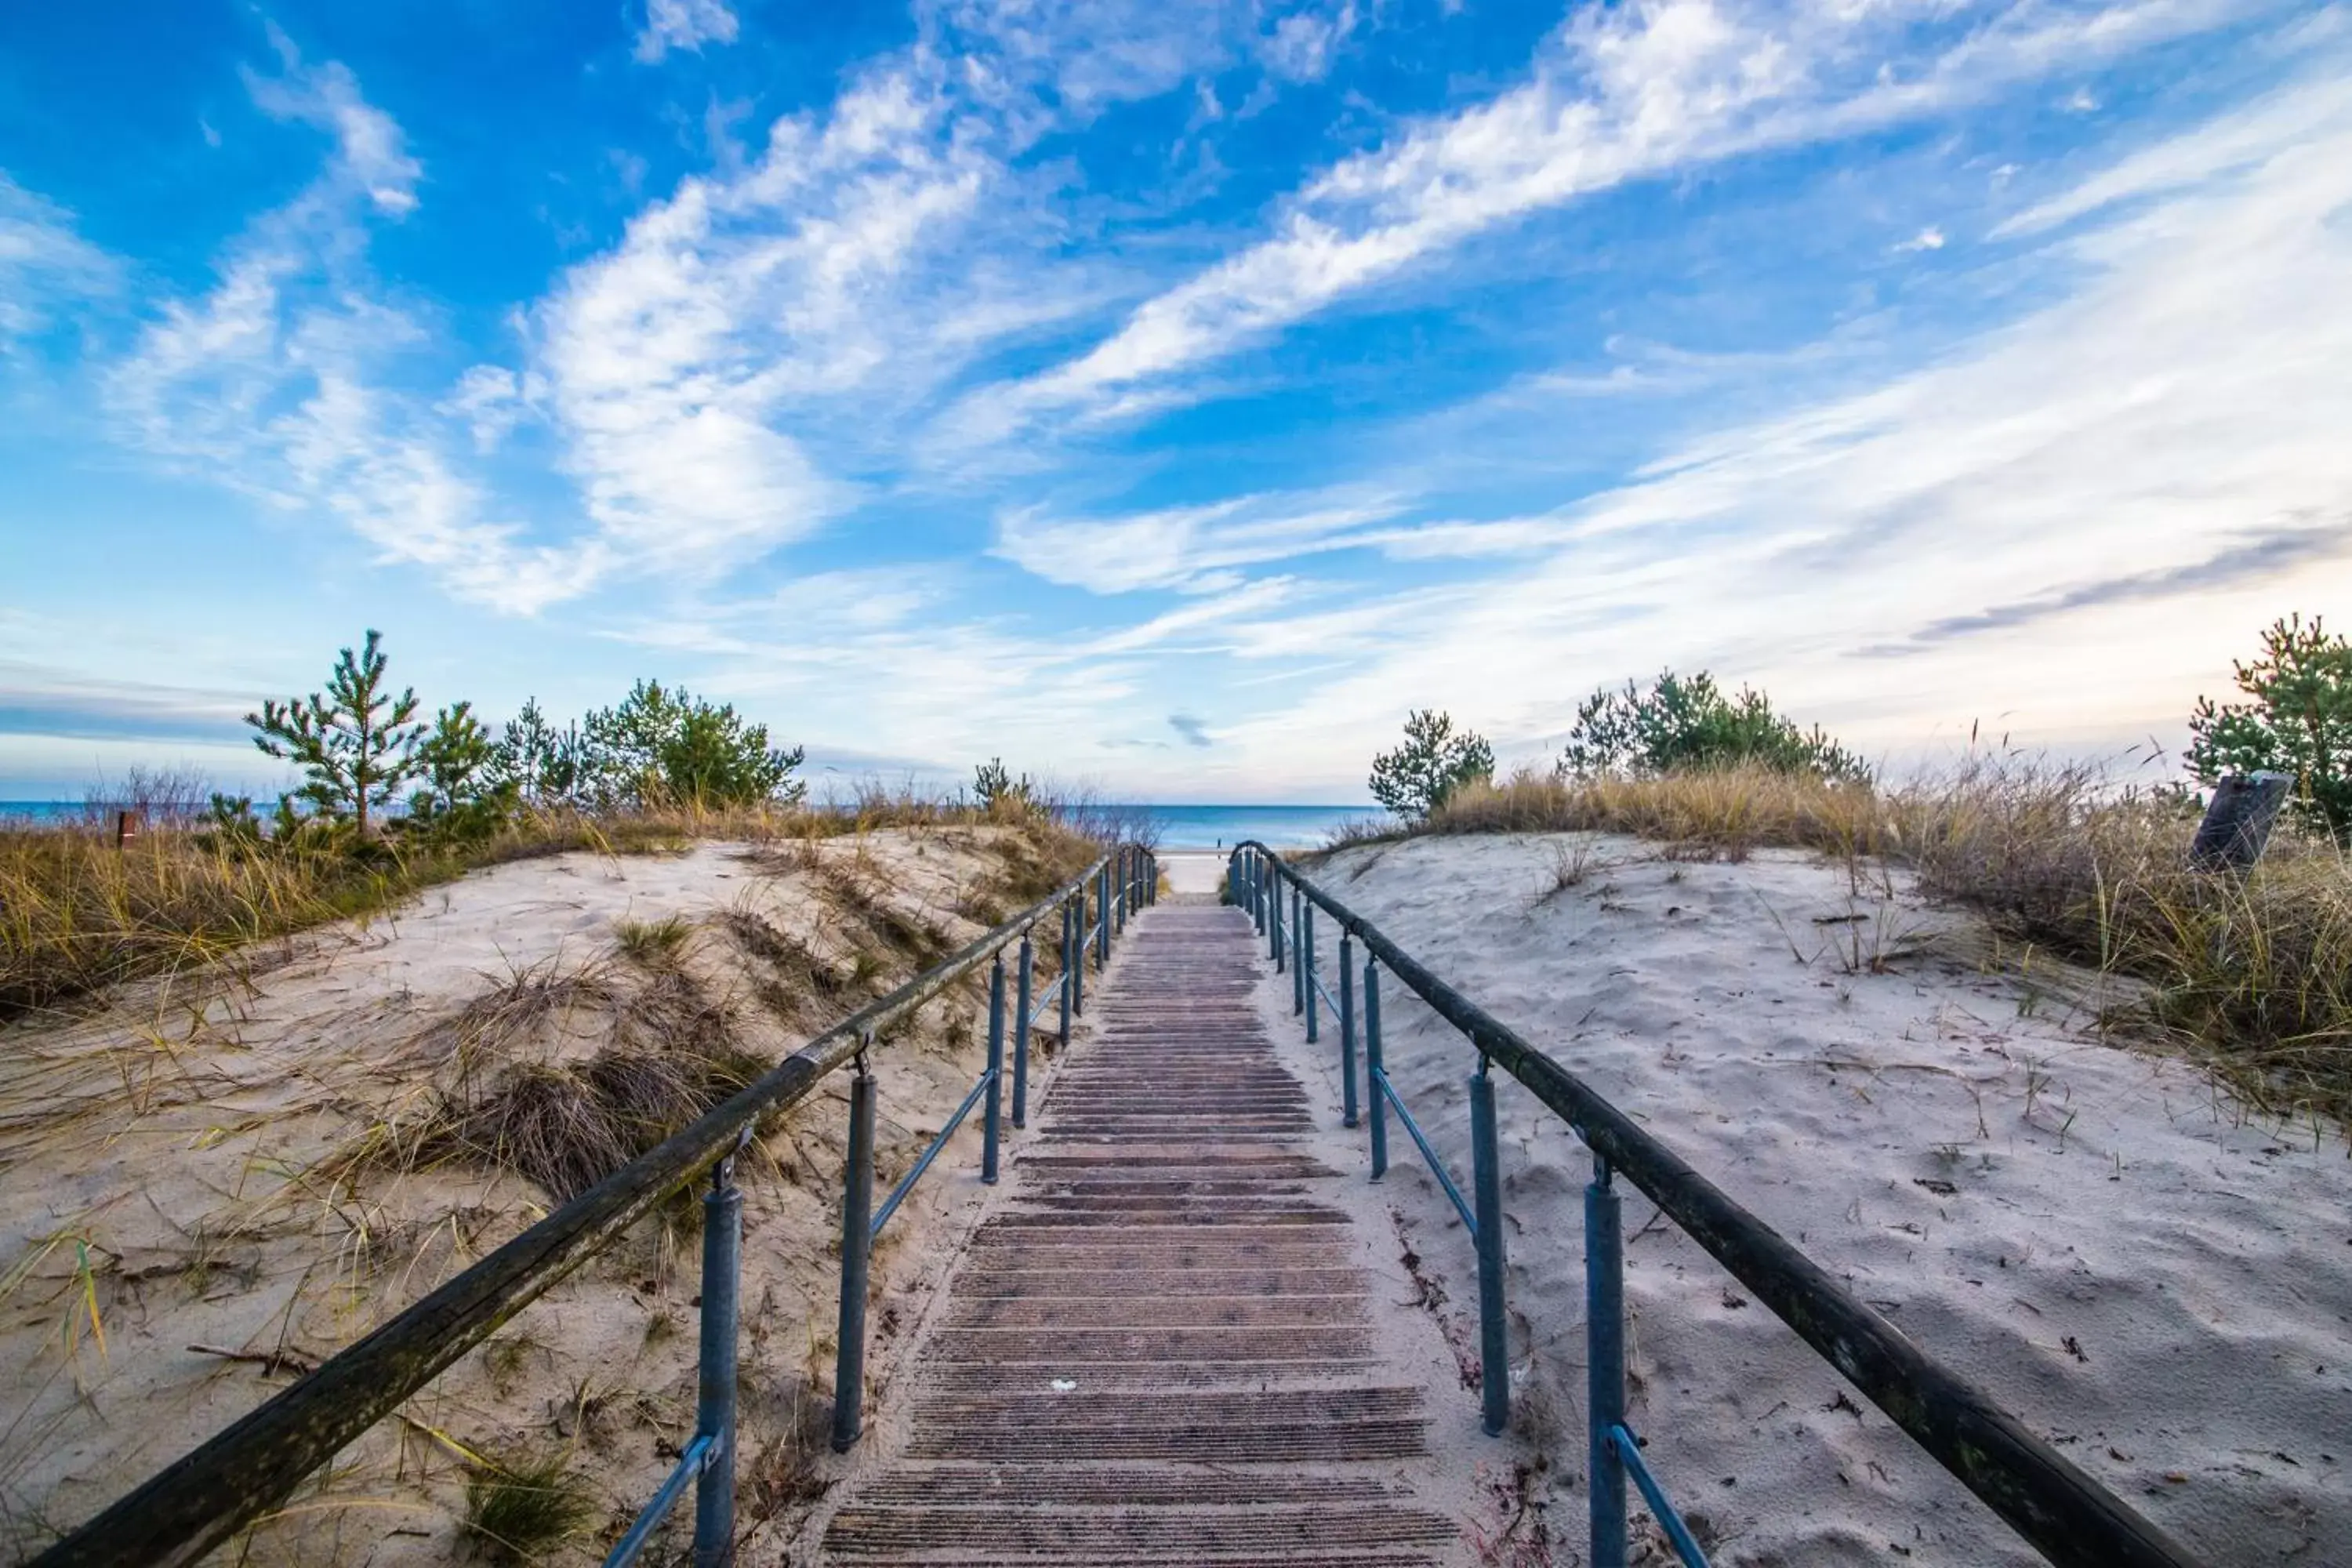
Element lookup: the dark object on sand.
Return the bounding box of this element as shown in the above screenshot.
[2190,771,2290,871]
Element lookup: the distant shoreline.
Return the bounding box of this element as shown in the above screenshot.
[0,799,1385,849]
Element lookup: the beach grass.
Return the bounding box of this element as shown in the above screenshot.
[0,791,1112,1025]
[1399,762,2352,1129]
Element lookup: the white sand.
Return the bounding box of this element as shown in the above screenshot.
[1259,833,2350,1566]
[0,827,1078,1563]
[1156,850,1232,897]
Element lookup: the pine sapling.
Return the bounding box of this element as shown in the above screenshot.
[247,629,425,838]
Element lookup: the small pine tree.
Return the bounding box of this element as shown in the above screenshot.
[2187,614,2352,839]
[1368,710,1495,821]
[973,757,1035,816]
[246,630,425,838]
[496,697,583,805]
[411,702,517,840]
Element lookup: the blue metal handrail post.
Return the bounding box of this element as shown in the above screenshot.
[1470,1061,1509,1437]
[1270,866,1284,967]
[691,1147,742,1565]
[1588,1155,1628,1567]
[1338,933,1359,1129]
[1303,902,1319,1041]
[1364,956,1388,1178]
[1069,895,1085,1018]
[1114,848,1127,935]
[1011,932,1033,1129]
[1096,866,1111,966]
[830,1056,876,1452]
[1250,851,1266,935]
[1290,886,1305,1011]
[982,954,1006,1185]
[1059,900,1076,1042]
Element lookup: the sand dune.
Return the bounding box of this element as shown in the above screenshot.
[1267,833,2349,1566]
[0,827,1072,1563]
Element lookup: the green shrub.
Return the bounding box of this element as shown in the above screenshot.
[1560,670,1867,782]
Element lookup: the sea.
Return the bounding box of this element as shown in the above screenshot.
[1137,804,1382,850]
[0,801,83,824]
[0,799,1384,848]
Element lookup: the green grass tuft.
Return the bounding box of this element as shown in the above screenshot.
[463,1450,597,1563]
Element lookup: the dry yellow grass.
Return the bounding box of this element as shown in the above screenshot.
[0,795,1109,1024]
[1405,761,2352,1129]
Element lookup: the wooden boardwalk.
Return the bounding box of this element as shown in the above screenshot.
[817,902,1458,1565]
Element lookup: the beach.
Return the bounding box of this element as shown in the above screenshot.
[1261,831,2350,1564]
[0,826,1087,1563]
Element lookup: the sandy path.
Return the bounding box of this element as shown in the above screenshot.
[1262,833,2349,1566]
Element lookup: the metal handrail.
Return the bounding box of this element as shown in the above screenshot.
[1371,1067,1475,1235]
[36,844,1157,1568]
[1026,971,1065,1033]
[1233,841,2199,1568]
[869,1069,995,1239]
[1609,1424,1711,1566]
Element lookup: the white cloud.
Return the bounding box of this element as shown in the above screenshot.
[961,0,2262,435]
[1894,224,1947,251]
[103,47,601,614]
[1997,70,2352,235]
[994,492,1410,592]
[935,0,1253,118]
[527,61,985,569]
[1199,67,2352,786]
[634,0,740,64]
[1257,2,1358,82]
[439,364,540,452]
[0,174,114,342]
[242,24,422,215]
[85,6,1316,618]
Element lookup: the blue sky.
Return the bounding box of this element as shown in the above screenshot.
[2,1,2348,802]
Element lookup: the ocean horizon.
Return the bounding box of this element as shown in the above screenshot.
[0,799,1384,850]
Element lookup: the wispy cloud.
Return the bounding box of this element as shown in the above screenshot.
[1200,64,2352,775]
[634,0,740,64]
[1858,517,2352,655]
[994,492,1407,593]
[0,660,252,745]
[100,38,608,613]
[240,22,422,216]
[0,174,116,344]
[960,0,2256,437]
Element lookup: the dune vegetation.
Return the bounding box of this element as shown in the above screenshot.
[1345,626,2352,1131]
[1,630,1147,1024]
